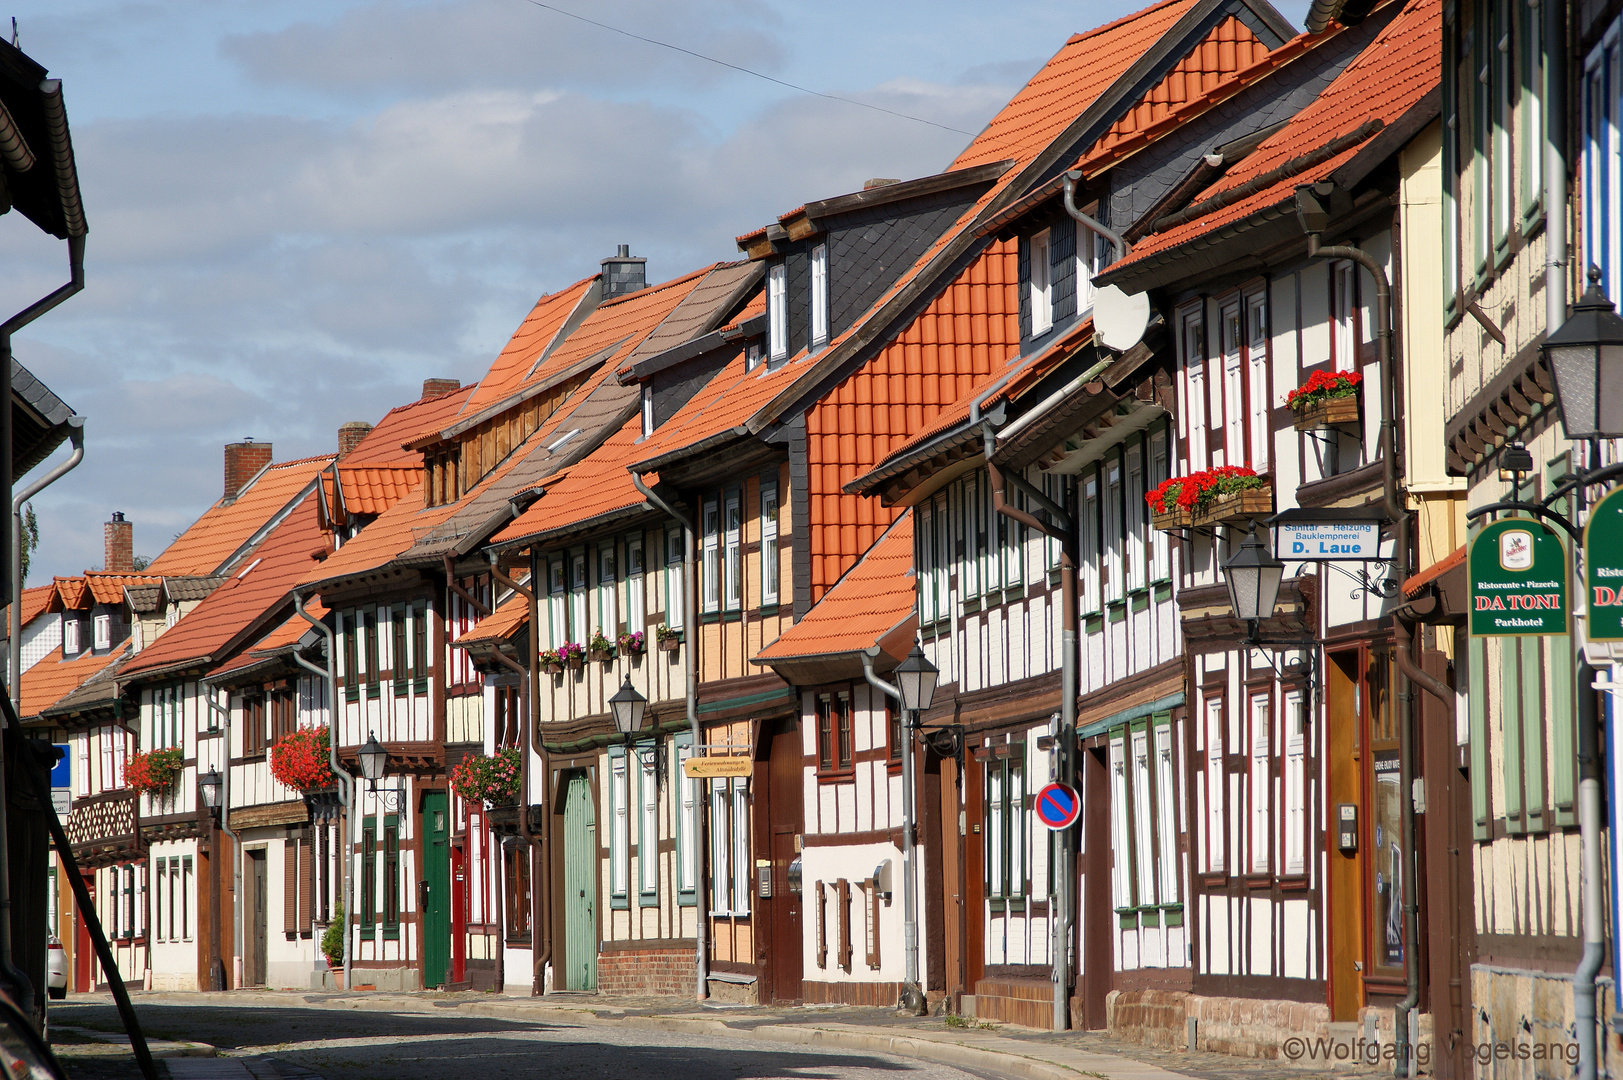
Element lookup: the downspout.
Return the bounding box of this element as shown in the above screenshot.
[293,589,352,995]
[11,417,83,700]
[200,685,240,991]
[861,650,925,1015]
[631,471,707,999]
[1302,226,1415,1072]
[1063,172,1131,261]
[983,426,1077,1031]
[486,555,544,994]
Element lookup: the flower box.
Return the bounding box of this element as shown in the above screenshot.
[540,660,563,676]
[567,653,584,671]
[1293,394,1361,430]
[1150,505,1192,532]
[657,636,681,653]
[1192,485,1274,528]
[588,647,614,663]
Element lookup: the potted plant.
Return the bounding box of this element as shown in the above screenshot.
[588,628,616,662]
[322,901,344,987]
[126,747,184,799]
[539,648,563,676]
[1145,478,1192,531]
[617,630,646,657]
[558,641,585,670]
[1287,368,1362,429]
[269,726,335,792]
[450,746,523,807]
[1185,465,1273,527]
[655,624,682,652]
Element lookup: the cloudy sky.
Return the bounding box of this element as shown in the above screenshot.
[4,0,1308,582]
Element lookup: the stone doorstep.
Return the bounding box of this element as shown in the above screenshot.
[52,1023,217,1059]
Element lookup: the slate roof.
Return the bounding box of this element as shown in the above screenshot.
[146,455,334,577]
[18,643,127,720]
[124,584,161,613]
[12,357,77,478]
[1100,0,1440,286]
[494,417,646,547]
[163,576,225,603]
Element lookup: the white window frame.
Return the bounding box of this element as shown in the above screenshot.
[1081,473,1100,615]
[1246,294,1270,474]
[597,542,618,639]
[724,493,742,612]
[1283,689,1308,875]
[1204,696,1225,873]
[962,474,982,598]
[1125,445,1146,593]
[731,777,750,915]
[1076,226,1102,317]
[702,501,721,615]
[1220,299,1244,469]
[638,744,658,900]
[675,738,697,896]
[1180,306,1208,470]
[548,558,567,649]
[93,614,111,651]
[1149,426,1171,582]
[760,481,780,607]
[1109,735,1133,909]
[810,243,829,346]
[570,550,588,644]
[665,528,685,629]
[1029,229,1053,336]
[1104,460,1123,605]
[1131,725,1157,906]
[63,618,79,656]
[1250,694,1272,875]
[641,383,654,438]
[1154,719,1180,903]
[626,534,646,632]
[768,263,788,360]
[1332,262,1357,372]
[609,748,629,902]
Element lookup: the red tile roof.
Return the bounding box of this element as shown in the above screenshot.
[122,493,327,680]
[19,643,128,719]
[457,276,598,417]
[146,456,335,577]
[53,577,90,611]
[1110,0,1440,271]
[494,417,645,547]
[755,512,915,662]
[83,573,163,606]
[8,583,58,630]
[342,385,477,467]
[338,466,421,516]
[209,604,328,678]
[453,593,528,647]
[1403,544,1465,598]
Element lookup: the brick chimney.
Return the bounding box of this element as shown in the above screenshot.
[421,378,461,400]
[337,422,373,460]
[103,512,133,573]
[224,440,273,500]
[600,245,647,300]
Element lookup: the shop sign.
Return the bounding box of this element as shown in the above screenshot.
[1277,520,1382,560]
[1468,518,1569,637]
[1584,485,1623,641]
[683,756,753,779]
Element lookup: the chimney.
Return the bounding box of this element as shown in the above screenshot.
[600,244,647,300]
[104,512,133,574]
[224,440,273,500]
[421,378,461,400]
[337,422,373,460]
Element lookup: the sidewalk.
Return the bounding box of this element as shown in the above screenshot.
[84,989,1371,1080]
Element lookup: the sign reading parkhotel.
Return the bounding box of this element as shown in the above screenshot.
[1585,486,1623,640]
[1468,517,1569,637]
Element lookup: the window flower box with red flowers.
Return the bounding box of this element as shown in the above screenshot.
[450,746,523,808]
[1287,369,1362,430]
[539,649,563,676]
[269,726,335,792]
[127,747,183,798]
[587,628,615,663]
[557,642,585,670]
[1145,478,1193,531]
[617,630,645,657]
[1148,467,1272,530]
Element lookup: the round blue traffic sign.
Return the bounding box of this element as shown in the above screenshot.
[1035,781,1080,830]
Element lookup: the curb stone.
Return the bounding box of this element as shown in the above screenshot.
[53,1024,217,1059]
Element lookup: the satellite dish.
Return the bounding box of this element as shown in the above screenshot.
[1094,285,1151,352]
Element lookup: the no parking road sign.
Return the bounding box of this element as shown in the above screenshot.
[1035,781,1081,831]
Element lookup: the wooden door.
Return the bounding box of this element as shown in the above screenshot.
[1419,646,1473,1079]
[962,755,985,996]
[450,839,467,986]
[941,754,965,1004]
[74,875,92,992]
[1080,744,1111,1030]
[247,850,267,987]
[1326,651,1364,1021]
[766,718,804,1003]
[562,773,597,991]
[421,792,451,988]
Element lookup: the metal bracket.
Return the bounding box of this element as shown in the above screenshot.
[1317,558,1400,601]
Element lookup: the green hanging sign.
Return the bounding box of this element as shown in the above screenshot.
[1584,485,1623,641]
[1468,517,1569,637]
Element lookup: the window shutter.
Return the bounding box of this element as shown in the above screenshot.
[1468,636,1491,839]
[299,831,314,934]
[836,878,852,972]
[284,836,299,934]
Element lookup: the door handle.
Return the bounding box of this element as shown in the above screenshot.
[418,881,430,906]
[579,890,585,898]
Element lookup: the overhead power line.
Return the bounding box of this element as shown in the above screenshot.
[518,0,976,137]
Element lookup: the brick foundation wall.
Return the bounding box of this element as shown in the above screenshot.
[596,946,693,997]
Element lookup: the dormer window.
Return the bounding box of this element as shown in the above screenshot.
[63,618,79,656]
[745,342,762,373]
[641,383,654,438]
[94,614,111,651]
[1077,229,1104,316]
[768,263,788,361]
[1030,229,1053,336]
[810,243,829,347]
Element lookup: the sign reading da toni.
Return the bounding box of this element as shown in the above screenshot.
[1584,485,1623,641]
[1468,517,1570,637]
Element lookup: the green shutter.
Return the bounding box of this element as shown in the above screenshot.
[1469,635,1491,839]
[1501,638,1524,832]
[1521,635,1546,832]
[1549,630,1577,826]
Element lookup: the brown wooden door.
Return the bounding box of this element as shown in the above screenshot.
[1420,645,1474,1079]
[246,850,267,988]
[941,753,965,1004]
[1080,744,1111,1030]
[766,717,804,1003]
[1326,651,1365,1021]
[962,754,985,996]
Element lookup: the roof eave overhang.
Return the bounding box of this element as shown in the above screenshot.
[753,613,916,688]
[491,499,655,554]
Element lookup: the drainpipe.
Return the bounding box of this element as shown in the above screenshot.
[861,650,925,1014]
[486,554,544,994]
[11,417,83,700]
[1302,217,1415,1073]
[630,471,707,1000]
[983,426,1077,1031]
[293,589,353,996]
[199,685,241,991]
[1063,172,1131,261]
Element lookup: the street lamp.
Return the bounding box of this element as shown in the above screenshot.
[893,645,939,716]
[356,733,401,810]
[198,769,222,817]
[1545,267,1623,441]
[1223,522,1286,631]
[608,677,647,743]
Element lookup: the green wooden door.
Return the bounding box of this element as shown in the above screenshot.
[563,773,597,991]
[422,791,451,988]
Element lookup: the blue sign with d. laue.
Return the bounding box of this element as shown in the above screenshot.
[1278,521,1382,561]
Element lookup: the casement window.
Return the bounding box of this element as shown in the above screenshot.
[640,383,654,438]
[886,698,903,768]
[810,243,829,347]
[609,747,630,906]
[1443,10,1463,317]
[768,263,788,361]
[97,726,127,792]
[1246,295,1270,473]
[626,534,646,631]
[382,814,400,937]
[361,818,376,932]
[493,684,519,749]
[673,734,698,902]
[916,501,937,624]
[1331,263,1358,373]
[151,860,163,941]
[119,864,135,939]
[63,618,79,656]
[997,488,1022,595]
[1472,0,1492,282]
[362,607,380,696]
[1153,720,1180,903]
[1584,18,1623,304]
[503,838,530,942]
[284,830,314,937]
[1180,306,1208,469]
[1130,725,1157,905]
[987,748,1027,910]
[665,529,685,629]
[1124,446,1146,593]
[961,473,983,598]
[410,600,429,687]
[760,481,780,608]
[1076,226,1105,316]
[1282,689,1308,875]
[1103,460,1123,604]
[1491,0,1514,263]
[1080,473,1101,615]
[547,558,567,649]
[1111,714,1183,921]
[709,777,750,915]
[638,744,658,901]
[816,691,854,780]
[701,501,721,615]
[1249,693,1272,875]
[271,690,296,747]
[724,494,742,612]
[76,736,89,797]
[570,551,588,644]
[597,543,618,636]
[1029,229,1053,336]
[1203,696,1226,873]
[178,857,191,940]
[1149,425,1171,582]
[1219,301,1245,468]
[341,611,359,701]
[243,697,266,756]
[745,341,762,373]
[392,603,408,693]
[93,614,111,651]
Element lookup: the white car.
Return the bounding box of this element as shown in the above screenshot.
[46,936,65,1000]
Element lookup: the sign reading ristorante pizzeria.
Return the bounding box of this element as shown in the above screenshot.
[1584,485,1623,641]
[1468,517,1570,637]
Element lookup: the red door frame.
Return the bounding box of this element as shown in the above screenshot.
[450,839,467,985]
[74,873,92,992]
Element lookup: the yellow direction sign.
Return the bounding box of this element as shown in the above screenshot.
[683,756,753,779]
